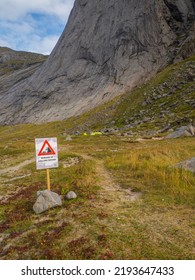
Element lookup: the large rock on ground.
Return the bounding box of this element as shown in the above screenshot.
[174,158,195,173]
[0,0,195,125]
[33,190,62,214]
[165,125,195,138]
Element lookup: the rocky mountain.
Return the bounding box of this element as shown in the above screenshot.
[0,48,47,103]
[0,0,195,125]
[0,47,47,77]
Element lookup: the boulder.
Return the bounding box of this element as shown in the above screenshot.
[165,125,195,139]
[174,158,195,173]
[33,190,62,214]
[188,125,195,135]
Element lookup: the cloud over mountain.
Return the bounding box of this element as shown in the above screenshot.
[0,0,74,54]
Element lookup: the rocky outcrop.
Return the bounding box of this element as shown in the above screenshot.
[0,0,195,125]
[165,124,195,138]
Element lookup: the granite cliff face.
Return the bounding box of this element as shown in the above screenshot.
[0,0,195,124]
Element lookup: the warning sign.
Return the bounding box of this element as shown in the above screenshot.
[38,140,56,156]
[35,138,58,170]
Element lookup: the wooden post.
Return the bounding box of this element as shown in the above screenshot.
[46,169,51,191]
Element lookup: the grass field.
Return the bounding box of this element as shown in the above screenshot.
[0,123,194,260]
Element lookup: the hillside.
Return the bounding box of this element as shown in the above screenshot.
[60,55,195,137]
[0,47,47,77]
[0,48,47,122]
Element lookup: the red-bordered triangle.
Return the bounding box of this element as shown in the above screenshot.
[38,140,56,156]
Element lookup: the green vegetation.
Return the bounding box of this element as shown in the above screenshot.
[0,124,194,259]
[105,139,195,207]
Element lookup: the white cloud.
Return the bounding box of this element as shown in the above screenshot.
[0,0,75,54]
[26,35,61,55]
[0,0,75,21]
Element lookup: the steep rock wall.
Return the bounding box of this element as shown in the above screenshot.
[0,0,194,124]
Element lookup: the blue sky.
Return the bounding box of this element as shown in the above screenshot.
[0,0,75,54]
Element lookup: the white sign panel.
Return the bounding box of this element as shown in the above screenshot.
[35,138,58,170]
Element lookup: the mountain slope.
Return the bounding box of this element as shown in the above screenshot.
[0,48,47,125]
[0,47,47,77]
[0,0,195,125]
[61,55,195,136]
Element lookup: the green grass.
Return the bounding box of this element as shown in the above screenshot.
[105,139,195,206]
[0,126,195,259]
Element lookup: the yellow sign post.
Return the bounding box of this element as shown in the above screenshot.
[46,169,51,191]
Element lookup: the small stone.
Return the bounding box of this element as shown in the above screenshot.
[66,135,72,141]
[65,191,77,200]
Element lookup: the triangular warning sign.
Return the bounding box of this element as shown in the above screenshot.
[38,140,56,156]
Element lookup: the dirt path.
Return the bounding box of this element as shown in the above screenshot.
[0,158,34,175]
[80,153,141,204]
[0,158,34,203]
[0,151,140,204]
[61,148,142,204]
[96,158,141,203]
